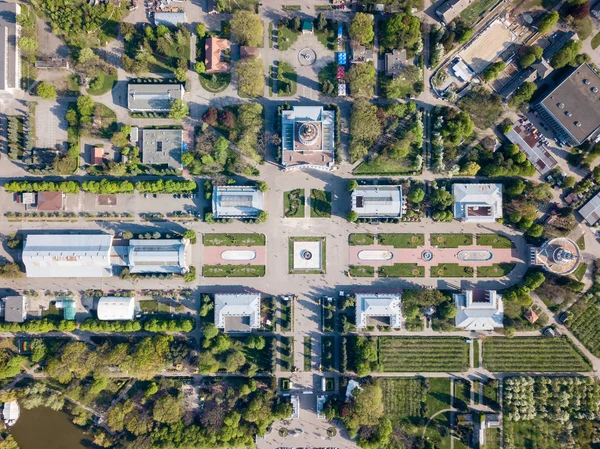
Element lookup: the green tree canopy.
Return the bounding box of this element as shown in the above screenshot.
[349,13,374,45]
[538,11,559,34]
[168,99,189,121]
[236,57,265,98]
[36,82,57,100]
[231,11,264,47]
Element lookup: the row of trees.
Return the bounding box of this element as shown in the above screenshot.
[81,178,197,194]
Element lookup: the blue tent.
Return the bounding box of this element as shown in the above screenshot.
[337,52,347,65]
[338,25,343,39]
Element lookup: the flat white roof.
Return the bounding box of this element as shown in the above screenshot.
[22,234,113,278]
[355,293,402,328]
[97,296,136,321]
[128,239,188,274]
[212,186,264,218]
[453,183,503,222]
[454,290,503,331]
[506,124,558,175]
[351,185,403,218]
[214,293,261,330]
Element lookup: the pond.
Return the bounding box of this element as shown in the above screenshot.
[11,406,88,449]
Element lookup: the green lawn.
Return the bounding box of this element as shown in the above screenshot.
[460,0,500,25]
[202,265,265,277]
[304,336,312,370]
[592,32,600,50]
[476,234,514,248]
[349,233,375,246]
[349,265,375,277]
[279,336,294,371]
[199,73,231,93]
[430,264,474,278]
[572,262,587,282]
[454,380,470,412]
[482,337,592,372]
[276,61,297,97]
[484,428,500,449]
[378,233,424,248]
[278,25,300,51]
[483,379,499,410]
[354,153,418,175]
[576,234,586,250]
[379,263,425,278]
[87,71,117,96]
[310,189,332,218]
[315,23,337,50]
[426,377,452,415]
[202,233,266,246]
[430,234,473,248]
[284,189,305,218]
[477,263,516,277]
[473,340,479,368]
[379,337,470,372]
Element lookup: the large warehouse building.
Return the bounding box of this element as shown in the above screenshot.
[22,234,113,278]
[535,63,600,146]
[127,239,190,274]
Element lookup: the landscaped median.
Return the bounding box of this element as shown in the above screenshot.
[349,233,375,246]
[349,265,375,277]
[202,233,266,277]
[476,234,515,248]
[482,336,592,372]
[283,189,305,218]
[310,189,332,218]
[378,233,425,248]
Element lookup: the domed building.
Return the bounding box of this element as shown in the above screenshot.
[532,237,581,276]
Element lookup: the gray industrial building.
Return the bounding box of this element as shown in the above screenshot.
[0,1,21,94]
[127,239,189,274]
[140,128,183,168]
[22,234,113,278]
[127,82,184,112]
[535,63,600,146]
[212,186,264,219]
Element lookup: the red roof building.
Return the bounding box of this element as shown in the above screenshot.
[92,147,104,165]
[37,191,64,211]
[205,37,230,73]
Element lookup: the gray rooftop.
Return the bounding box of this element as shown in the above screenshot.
[453,183,503,222]
[214,293,261,331]
[538,64,600,144]
[454,290,503,331]
[212,186,264,218]
[153,11,186,26]
[127,239,189,274]
[3,296,26,323]
[436,0,472,23]
[355,293,402,329]
[385,49,407,77]
[351,185,403,218]
[22,233,113,278]
[579,192,600,226]
[0,2,20,92]
[127,83,184,112]
[141,128,183,168]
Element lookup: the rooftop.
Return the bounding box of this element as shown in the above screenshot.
[355,293,402,328]
[127,239,189,274]
[436,0,473,23]
[385,49,407,77]
[153,11,186,26]
[212,186,264,218]
[459,19,516,74]
[535,237,581,275]
[37,191,64,212]
[127,82,184,112]
[214,293,261,331]
[205,37,230,73]
[351,185,403,218]
[579,192,600,226]
[453,183,503,222]
[506,123,558,175]
[22,233,113,278]
[538,64,600,145]
[97,296,136,321]
[3,296,26,323]
[141,128,183,168]
[454,290,503,331]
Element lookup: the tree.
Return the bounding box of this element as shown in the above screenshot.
[460,161,480,176]
[236,57,265,98]
[510,82,536,108]
[78,47,97,63]
[348,384,384,426]
[482,61,506,82]
[526,223,544,238]
[519,46,543,68]
[538,12,559,34]
[0,263,22,279]
[346,62,376,97]
[196,23,206,37]
[407,188,425,203]
[563,175,577,188]
[438,301,457,319]
[19,36,38,52]
[36,82,57,100]
[430,188,454,209]
[348,180,358,191]
[231,11,264,47]
[380,13,421,52]
[194,61,206,74]
[77,95,95,117]
[550,40,581,68]
[317,12,327,31]
[153,395,183,423]
[168,99,189,121]
[347,211,359,222]
[349,13,374,45]
[174,68,187,83]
